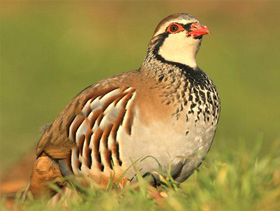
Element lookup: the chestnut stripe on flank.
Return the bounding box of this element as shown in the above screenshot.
[112,141,122,166]
[84,132,93,168]
[82,87,119,107]
[93,128,103,170]
[124,112,134,135]
[75,148,82,171]
[96,112,104,126]
[113,93,127,105]
[99,87,120,100]
[101,94,122,111]
[66,114,76,138]
[93,129,102,153]
[89,110,101,128]
[86,148,92,169]
[104,149,113,169]
[124,95,135,134]
[86,132,93,149]
[118,90,135,135]
[71,116,85,143]
[84,103,92,117]
[101,124,113,169]
[66,150,73,174]
[77,135,85,156]
[78,160,82,170]
[111,108,126,141]
[125,91,136,135]
[89,95,99,104]
[119,90,135,110]
[102,124,113,149]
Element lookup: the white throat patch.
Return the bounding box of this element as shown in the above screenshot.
[158,31,201,68]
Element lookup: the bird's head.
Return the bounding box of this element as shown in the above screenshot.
[146,13,210,69]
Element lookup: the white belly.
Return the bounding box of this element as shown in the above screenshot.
[118,107,218,181]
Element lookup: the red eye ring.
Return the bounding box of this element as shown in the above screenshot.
[167,23,185,33]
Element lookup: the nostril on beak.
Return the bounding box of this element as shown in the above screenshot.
[191,23,200,30]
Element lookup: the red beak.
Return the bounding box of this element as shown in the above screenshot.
[186,23,210,38]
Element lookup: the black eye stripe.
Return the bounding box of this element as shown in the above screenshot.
[183,23,193,31]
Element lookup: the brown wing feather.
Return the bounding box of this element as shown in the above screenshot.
[35,83,137,170]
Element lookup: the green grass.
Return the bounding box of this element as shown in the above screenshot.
[1,1,280,210]
[2,138,279,210]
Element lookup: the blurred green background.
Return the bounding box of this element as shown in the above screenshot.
[1,1,280,178]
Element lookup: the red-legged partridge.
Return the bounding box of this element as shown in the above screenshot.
[27,13,220,197]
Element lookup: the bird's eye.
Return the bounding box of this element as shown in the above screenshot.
[167,23,184,33]
[170,24,178,32]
